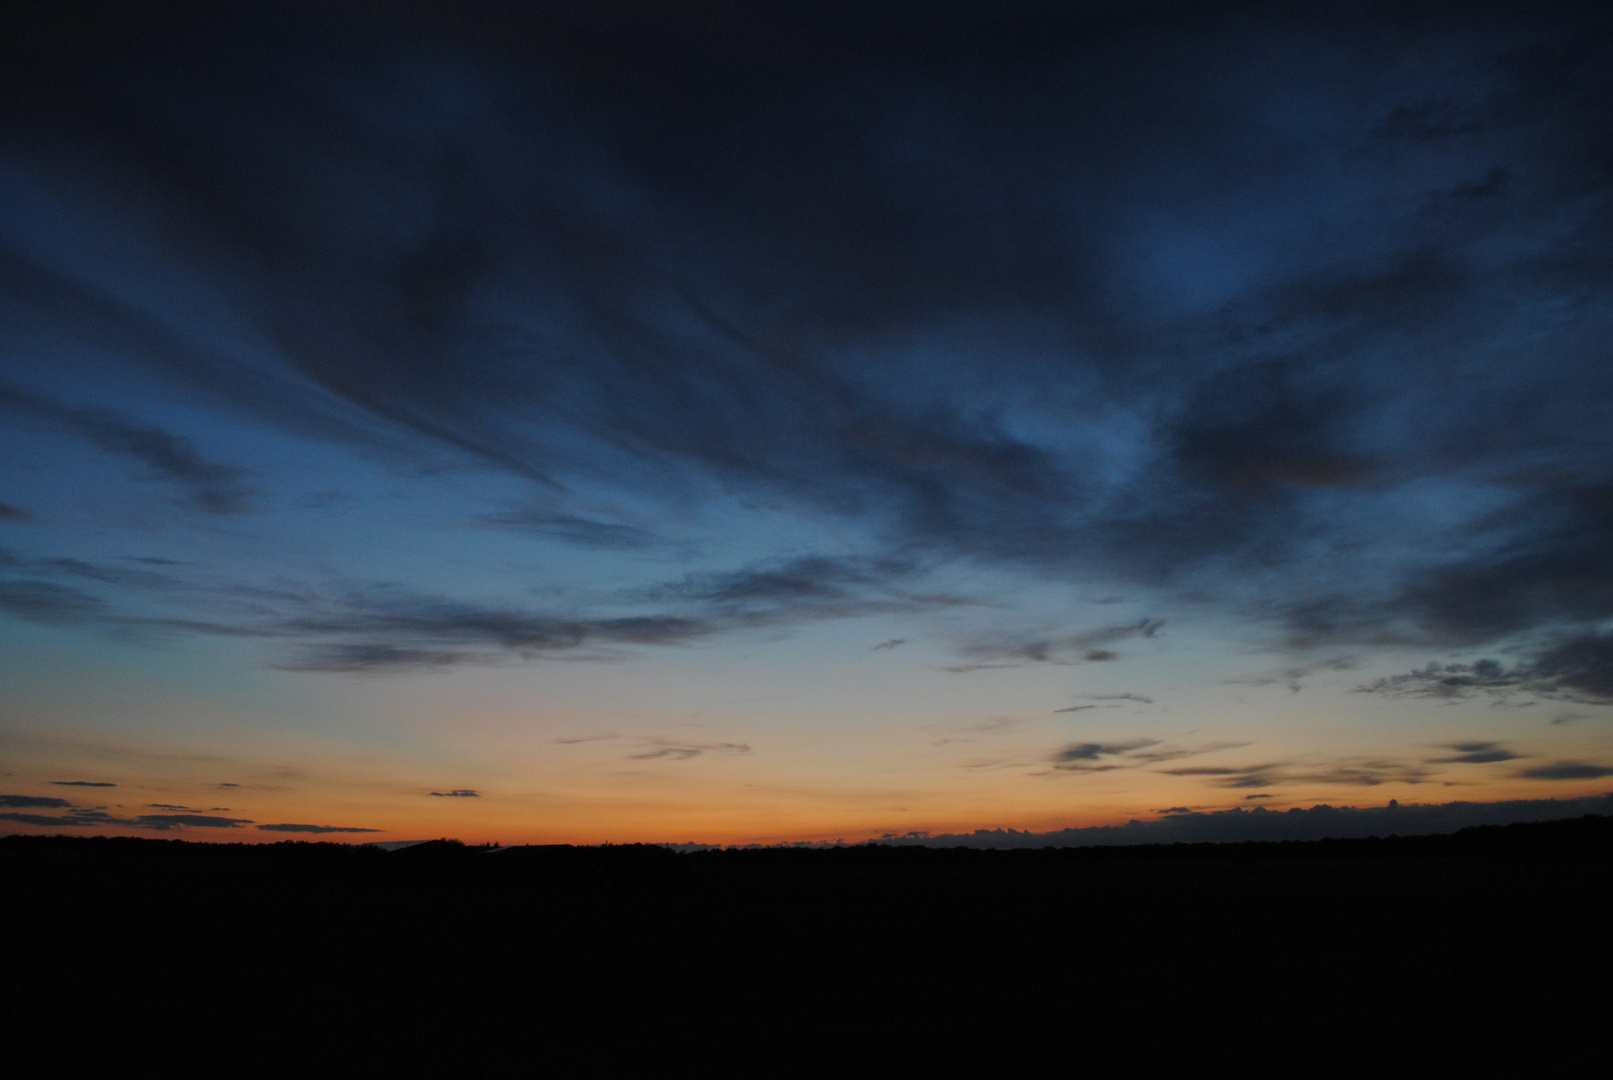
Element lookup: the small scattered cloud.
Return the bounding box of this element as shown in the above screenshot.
[1051,739,1160,772]
[555,734,617,744]
[629,740,752,761]
[0,811,100,827]
[255,823,382,834]
[1161,765,1285,789]
[1055,693,1158,713]
[871,638,906,652]
[1430,741,1521,765]
[134,814,252,829]
[1228,658,1360,693]
[1052,738,1246,773]
[0,794,72,809]
[429,789,480,797]
[930,717,1022,746]
[1244,793,1272,800]
[1517,761,1613,781]
[952,619,1163,672]
[0,503,31,522]
[49,780,115,787]
[1128,741,1249,764]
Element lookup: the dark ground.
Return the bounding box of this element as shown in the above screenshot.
[4,816,1607,1068]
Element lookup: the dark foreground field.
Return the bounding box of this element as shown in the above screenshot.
[5,817,1608,1067]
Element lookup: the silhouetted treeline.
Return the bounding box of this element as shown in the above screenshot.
[5,816,1606,1071]
[5,811,1611,876]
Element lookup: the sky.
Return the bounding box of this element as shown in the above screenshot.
[2,1,1612,845]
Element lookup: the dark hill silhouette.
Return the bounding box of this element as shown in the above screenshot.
[4,818,1605,1070]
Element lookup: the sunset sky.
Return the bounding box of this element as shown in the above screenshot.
[3,1,1611,845]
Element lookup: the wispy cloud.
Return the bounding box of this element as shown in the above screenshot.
[1052,738,1248,774]
[1359,634,1613,705]
[628,739,752,761]
[1430,741,1521,765]
[0,385,254,513]
[0,794,72,808]
[477,509,665,551]
[949,620,1163,672]
[1517,761,1613,781]
[1159,759,1434,789]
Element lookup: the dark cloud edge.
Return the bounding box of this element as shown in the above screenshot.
[851,793,1613,849]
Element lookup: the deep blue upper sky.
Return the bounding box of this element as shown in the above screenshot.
[1,2,1611,841]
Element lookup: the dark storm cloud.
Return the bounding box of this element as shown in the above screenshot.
[3,1,1612,661]
[0,794,72,808]
[256,823,382,834]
